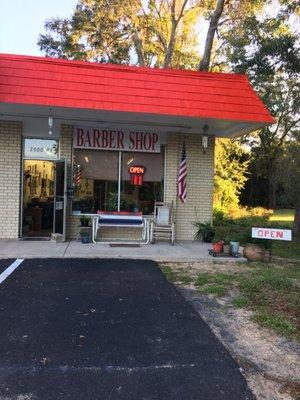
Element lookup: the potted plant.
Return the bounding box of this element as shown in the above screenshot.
[222,239,231,255]
[229,240,240,255]
[193,221,215,243]
[212,239,223,254]
[79,215,92,244]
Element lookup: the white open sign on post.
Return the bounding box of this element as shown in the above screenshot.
[252,227,292,241]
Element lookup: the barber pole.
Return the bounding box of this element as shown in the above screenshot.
[74,165,82,187]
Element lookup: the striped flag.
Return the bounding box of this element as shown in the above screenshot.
[178,140,187,203]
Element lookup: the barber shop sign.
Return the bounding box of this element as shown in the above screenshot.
[73,126,161,153]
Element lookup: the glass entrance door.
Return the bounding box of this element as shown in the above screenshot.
[22,160,55,237]
[22,159,67,239]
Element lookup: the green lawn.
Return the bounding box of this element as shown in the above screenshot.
[269,209,294,223]
[161,263,300,341]
[268,209,299,260]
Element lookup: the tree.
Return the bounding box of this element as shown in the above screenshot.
[199,0,226,71]
[38,0,202,69]
[214,139,249,212]
[198,0,265,71]
[219,2,300,209]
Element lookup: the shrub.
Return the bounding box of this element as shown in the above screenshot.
[192,221,215,242]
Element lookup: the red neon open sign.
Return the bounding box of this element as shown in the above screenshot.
[128,165,146,186]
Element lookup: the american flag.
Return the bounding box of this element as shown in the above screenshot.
[178,140,187,203]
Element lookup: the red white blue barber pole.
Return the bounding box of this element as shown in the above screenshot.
[74,164,82,188]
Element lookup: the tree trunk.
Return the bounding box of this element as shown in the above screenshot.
[163,24,177,68]
[268,171,277,209]
[293,208,300,239]
[132,30,145,66]
[199,0,226,71]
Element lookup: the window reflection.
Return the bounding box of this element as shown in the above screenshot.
[73,150,118,212]
[72,150,164,215]
[121,152,164,214]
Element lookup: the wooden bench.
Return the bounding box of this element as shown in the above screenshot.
[91,211,150,244]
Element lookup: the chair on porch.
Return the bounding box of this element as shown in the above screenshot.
[150,202,175,244]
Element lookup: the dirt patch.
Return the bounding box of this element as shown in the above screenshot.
[159,261,300,400]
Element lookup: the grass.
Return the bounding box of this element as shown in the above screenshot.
[269,209,294,223]
[267,209,300,260]
[252,312,297,337]
[198,284,228,296]
[160,265,193,285]
[160,262,300,341]
[195,272,234,297]
[232,297,249,308]
[272,240,300,260]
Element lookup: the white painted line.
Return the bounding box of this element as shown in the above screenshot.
[0,259,24,285]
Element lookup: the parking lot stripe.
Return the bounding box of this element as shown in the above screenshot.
[0,259,24,284]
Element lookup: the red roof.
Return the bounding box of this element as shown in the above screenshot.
[0,53,274,124]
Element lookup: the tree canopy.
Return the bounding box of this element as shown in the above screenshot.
[38,0,204,69]
[38,0,300,224]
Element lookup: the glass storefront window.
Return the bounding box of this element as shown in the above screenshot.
[72,150,164,215]
[121,152,164,214]
[73,150,118,213]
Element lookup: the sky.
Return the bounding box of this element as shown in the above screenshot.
[0,0,77,56]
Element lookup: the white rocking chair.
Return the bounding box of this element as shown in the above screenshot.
[150,202,175,244]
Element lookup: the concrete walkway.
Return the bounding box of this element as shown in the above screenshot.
[0,239,245,261]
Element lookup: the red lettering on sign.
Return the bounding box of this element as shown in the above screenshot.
[258,230,263,237]
[143,133,151,150]
[129,132,135,150]
[152,133,158,150]
[102,130,109,148]
[85,129,92,147]
[129,166,145,174]
[77,128,84,147]
[109,130,116,149]
[117,131,124,149]
[93,129,101,147]
[276,231,283,238]
[135,132,143,150]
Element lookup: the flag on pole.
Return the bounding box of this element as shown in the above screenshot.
[177,140,187,203]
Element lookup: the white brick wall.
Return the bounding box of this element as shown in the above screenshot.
[0,121,22,238]
[165,133,214,240]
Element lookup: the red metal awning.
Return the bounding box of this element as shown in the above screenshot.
[0,53,274,126]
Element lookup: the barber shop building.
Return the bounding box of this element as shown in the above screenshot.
[0,53,274,242]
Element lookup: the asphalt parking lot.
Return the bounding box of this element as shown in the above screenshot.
[0,258,254,400]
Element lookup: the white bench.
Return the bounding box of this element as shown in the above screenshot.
[91,211,150,244]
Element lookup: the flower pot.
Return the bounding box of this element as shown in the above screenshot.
[79,226,92,244]
[243,244,265,261]
[223,244,231,254]
[230,241,239,254]
[203,229,215,243]
[212,242,223,253]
